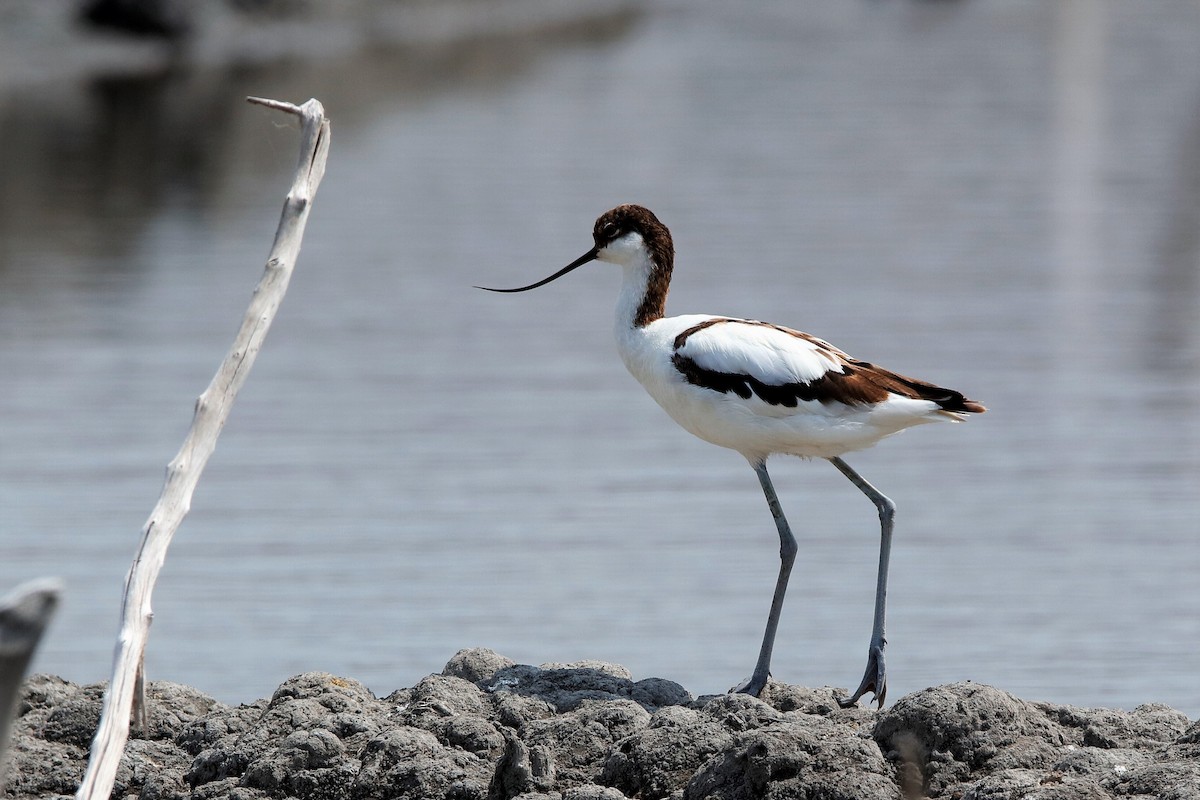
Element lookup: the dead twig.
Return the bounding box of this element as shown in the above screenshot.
[76,97,330,800]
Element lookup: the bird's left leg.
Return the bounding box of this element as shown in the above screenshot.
[828,456,896,708]
[731,459,798,697]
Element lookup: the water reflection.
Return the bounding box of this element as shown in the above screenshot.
[0,8,639,280]
[0,1,1197,717]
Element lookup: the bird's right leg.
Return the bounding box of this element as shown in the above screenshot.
[732,460,798,697]
[829,456,895,708]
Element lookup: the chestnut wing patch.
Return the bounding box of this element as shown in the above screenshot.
[671,318,981,412]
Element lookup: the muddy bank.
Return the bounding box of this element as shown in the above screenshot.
[4,648,1199,799]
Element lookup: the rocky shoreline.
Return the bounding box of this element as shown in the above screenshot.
[3,648,1198,799]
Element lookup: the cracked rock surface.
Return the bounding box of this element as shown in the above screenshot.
[4,648,1198,799]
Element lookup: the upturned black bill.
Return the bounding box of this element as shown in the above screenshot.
[476,248,599,293]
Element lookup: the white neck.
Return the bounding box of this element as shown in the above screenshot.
[598,231,666,333]
[613,248,656,332]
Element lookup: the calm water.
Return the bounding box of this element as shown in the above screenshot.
[1,0,1197,718]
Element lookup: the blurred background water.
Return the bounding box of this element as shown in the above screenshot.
[1,0,1197,718]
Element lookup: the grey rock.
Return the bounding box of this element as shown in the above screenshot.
[1113,762,1200,799]
[1180,719,1200,745]
[1038,701,1192,749]
[601,704,733,799]
[38,682,104,748]
[141,681,228,741]
[874,682,1070,795]
[958,768,1109,800]
[630,677,691,710]
[353,725,490,800]
[685,710,899,800]
[3,654,1197,800]
[487,664,642,713]
[443,649,517,685]
[563,785,631,800]
[520,700,651,789]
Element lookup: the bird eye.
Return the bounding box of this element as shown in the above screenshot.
[601,221,619,240]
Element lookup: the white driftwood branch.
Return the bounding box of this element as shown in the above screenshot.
[0,579,61,788]
[75,97,330,800]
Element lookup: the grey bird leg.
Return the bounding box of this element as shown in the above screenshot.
[829,456,896,708]
[732,460,798,697]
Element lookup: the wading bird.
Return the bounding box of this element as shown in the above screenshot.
[479,204,984,707]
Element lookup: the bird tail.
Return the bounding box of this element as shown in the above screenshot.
[862,364,986,419]
[933,394,986,418]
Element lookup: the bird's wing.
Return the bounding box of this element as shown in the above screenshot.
[671,318,872,407]
[672,318,846,386]
[671,317,984,413]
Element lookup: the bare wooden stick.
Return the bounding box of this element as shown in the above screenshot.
[0,579,61,789]
[75,97,330,800]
